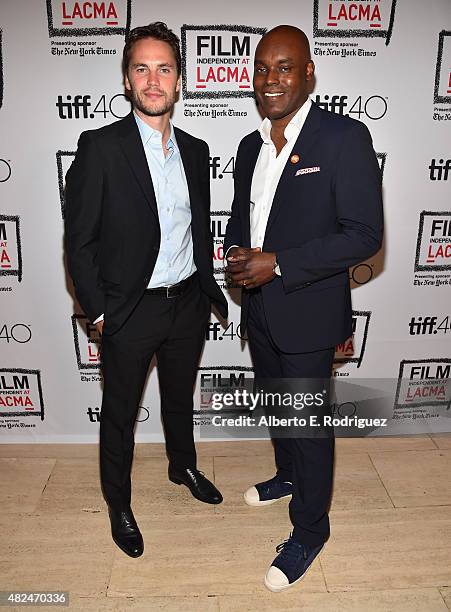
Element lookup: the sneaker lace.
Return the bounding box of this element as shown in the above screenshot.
[276,534,308,561]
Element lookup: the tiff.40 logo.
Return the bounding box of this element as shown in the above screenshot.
[314,94,388,120]
[209,156,235,180]
[56,93,128,119]
[408,316,451,336]
[429,158,451,181]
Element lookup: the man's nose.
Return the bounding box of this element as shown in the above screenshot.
[266,67,279,86]
[146,70,160,86]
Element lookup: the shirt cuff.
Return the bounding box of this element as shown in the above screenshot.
[225,245,240,259]
[93,314,104,324]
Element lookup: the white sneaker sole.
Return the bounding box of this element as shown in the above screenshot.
[244,493,292,507]
[264,568,307,592]
[263,546,324,592]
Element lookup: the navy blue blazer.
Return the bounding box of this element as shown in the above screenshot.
[224,102,383,353]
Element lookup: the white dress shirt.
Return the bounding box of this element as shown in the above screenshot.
[134,113,196,288]
[250,98,312,250]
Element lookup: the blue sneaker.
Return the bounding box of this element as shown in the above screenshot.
[264,534,324,592]
[244,474,292,507]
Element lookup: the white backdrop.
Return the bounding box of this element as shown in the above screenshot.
[0,0,450,443]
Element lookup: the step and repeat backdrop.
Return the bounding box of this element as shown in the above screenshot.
[0,0,450,443]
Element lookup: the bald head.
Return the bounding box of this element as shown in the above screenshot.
[257,25,311,61]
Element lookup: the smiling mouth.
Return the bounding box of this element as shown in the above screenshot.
[264,92,284,97]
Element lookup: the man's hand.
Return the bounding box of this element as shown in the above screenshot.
[226,247,277,289]
[96,320,104,335]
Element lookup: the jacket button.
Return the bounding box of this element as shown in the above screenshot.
[153,246,159,252]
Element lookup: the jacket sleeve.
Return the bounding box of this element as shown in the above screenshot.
[277,121,384,292]
[64,131,105,322]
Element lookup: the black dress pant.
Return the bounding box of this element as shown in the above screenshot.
[247,290,335,547]
[99,275,210,509]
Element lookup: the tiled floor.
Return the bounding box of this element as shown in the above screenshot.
[1,436,450,611]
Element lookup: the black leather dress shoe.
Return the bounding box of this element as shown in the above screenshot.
[168,467,223,504]
[108,506,144,558]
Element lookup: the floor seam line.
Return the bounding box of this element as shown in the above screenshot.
[368,452,396,508]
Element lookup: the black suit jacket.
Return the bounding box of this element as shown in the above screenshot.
[224,102,383,353]
[65,112,228,335]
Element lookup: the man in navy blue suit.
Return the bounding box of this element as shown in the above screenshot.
[224,25,383,591]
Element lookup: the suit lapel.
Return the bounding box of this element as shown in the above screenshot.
[265,102,322,236]
[174,127,201,216]
[118,112,158,220]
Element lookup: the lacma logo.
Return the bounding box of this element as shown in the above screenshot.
[434,31,451,104]
[71,314,101,370]
[0,368,45,420]
[210,210,230,283]
[0,215,23,282]
[313,0,398,45]
[395,359,451,412]
[415,211,451,272]
[46,0,131,37]
[198,366,253,417]
[181,24,265,99]
[334,310,371,368]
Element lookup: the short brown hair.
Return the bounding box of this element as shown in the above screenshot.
[122,22,181,77]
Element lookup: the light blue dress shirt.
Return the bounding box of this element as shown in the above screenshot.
[134,112,196,288]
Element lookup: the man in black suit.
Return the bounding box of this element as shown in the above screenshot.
[65,22,228,558]
[225,25,383,591]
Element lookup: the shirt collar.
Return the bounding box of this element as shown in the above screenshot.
[258,97,312,145]
[133,111,178,151]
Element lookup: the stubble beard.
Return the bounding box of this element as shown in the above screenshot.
[131,88,176,117]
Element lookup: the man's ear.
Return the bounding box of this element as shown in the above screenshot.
[176,75,181,93]
[306,60,315,81]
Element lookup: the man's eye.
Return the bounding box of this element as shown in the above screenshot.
[160,68,170,73]
[280,66,290,72]
[255,67,267,73]
[136,67,146,73]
